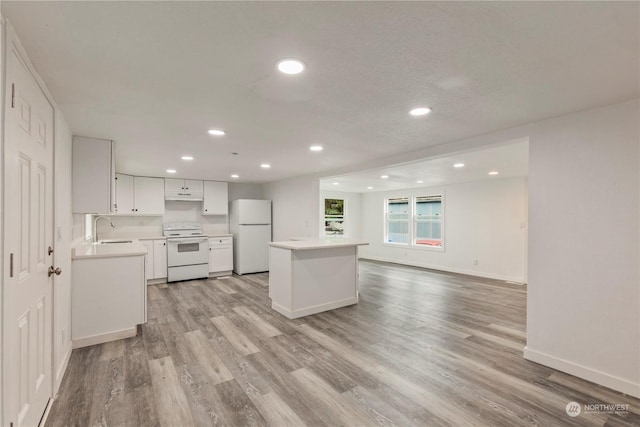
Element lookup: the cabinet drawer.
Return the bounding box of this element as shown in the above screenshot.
[209,237,232,246]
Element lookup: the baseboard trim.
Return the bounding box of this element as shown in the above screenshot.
[272,296,358,319]
[524,347,640,398]
[72,327,137,349]
[360,256,525,283]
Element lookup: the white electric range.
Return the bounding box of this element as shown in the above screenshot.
[163,222,209,282]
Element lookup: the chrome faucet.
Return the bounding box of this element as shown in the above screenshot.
[93,215,115,243]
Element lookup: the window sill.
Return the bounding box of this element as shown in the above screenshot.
[383,242,445,252]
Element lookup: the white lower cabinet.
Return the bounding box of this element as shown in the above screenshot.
[141,240,153,281]
[72,254,146,347]
[141,239,168,281]
[209,237,233,274]
[153,239,167,279]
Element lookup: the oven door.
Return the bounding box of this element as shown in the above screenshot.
[166,237,209,267]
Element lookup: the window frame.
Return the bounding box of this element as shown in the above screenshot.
[85,214,93,242]
[384,196,410,246]
[323,198,346,237]
[383,193,445,251]
[413,194,444,250]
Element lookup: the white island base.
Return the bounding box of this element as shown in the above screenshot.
[268,239,369,319]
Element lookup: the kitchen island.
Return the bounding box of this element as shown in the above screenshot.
[72,241,147,348]
[268,239,369,319]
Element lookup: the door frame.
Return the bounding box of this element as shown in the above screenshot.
[1,18,59,426]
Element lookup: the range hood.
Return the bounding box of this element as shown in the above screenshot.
[165,191,203,201]
[165,179,204,201]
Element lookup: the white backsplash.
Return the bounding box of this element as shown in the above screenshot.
[97,200,229,238]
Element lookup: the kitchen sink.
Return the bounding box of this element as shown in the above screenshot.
[99,240,133,244]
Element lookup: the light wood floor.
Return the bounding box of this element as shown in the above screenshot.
[46,260,639,426]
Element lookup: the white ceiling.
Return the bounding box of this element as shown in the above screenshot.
[2,2,638,184]
[320,139,529,193]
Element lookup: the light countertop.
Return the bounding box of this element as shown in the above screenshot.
[99,233,233,241]
[72,240,148,259]
[270,238,369,251]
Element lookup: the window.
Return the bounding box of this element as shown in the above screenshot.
[324,198,345,236]
[384,194,444,249]
[386,197,409,244]
[85,214,93,241]
[414,195,442,248]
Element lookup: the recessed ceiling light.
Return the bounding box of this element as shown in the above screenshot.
[310,145,323,152]
[332,182,339,186]
[261,163,271,169]
[453,163,465,168]
[230,174,239,179]
[416,180,424,184]
[409,107,432,116]
[381,175,389,179]
[166,169,176,174]
[488,171,499,175]
[181,156,194,161]
[208,129,226,136]
[277,59,305,74]
[367,186,373,190]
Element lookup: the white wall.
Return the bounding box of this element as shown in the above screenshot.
[525,99,640,397]
[229,182,264,200]
[53,111,73,392]
[359,178,528,282]
[319,190,362,239]
[263,176,320,241]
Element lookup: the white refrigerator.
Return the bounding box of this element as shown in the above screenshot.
[229,199,272,275]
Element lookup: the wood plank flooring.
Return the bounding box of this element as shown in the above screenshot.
[45,260,640,426]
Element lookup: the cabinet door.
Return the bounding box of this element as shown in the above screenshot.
[164,178,185,192]
[134,176,165,215]
[115,173,134,214]
[202,181,229,215]
[73,137,115,213]
[209,237,233,273]
[153,240,167,279]
[183,179,203,193]
[140,240,154,281]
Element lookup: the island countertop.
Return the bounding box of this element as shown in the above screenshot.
[269,238,369,251]
[72,240,147,259]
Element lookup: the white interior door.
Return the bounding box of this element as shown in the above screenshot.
[3,35,54,427]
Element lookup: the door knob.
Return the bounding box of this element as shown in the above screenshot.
[48,266,62,277]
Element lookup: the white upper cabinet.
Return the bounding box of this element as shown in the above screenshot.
[115,173,134,213]
[115,174,164,215]
[165,178,204,201]
[202,181,228,215]
[134,177,165,214]
[72,136,115,213]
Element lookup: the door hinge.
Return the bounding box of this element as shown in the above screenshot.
[11,83,16,108]
[10,253,14,277]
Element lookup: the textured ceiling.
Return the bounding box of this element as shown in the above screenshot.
[320,139,529,193]
[2,1,638,184]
